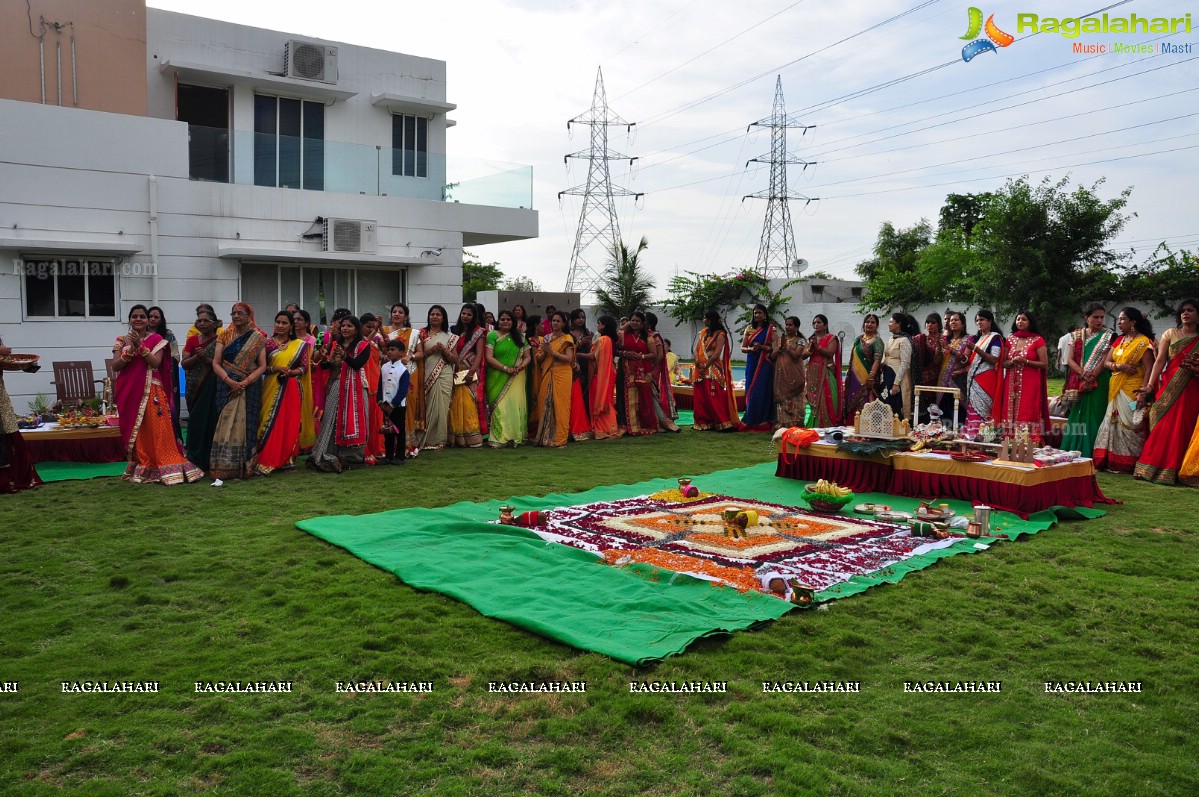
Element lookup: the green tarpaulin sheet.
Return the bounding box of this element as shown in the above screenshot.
[296,462,1102,665]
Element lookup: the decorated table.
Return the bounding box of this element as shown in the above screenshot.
[19,423,124,464]
[776,437,1114,518]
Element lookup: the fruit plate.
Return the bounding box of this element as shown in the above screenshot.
[801,485,854,514]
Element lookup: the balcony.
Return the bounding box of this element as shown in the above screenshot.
[184,125,532,210]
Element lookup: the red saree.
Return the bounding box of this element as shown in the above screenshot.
[1135,333,1199,485]
[620,332,658,436]
[805,333,842,427]
[1002,332,1049,439]
[363,341,386,460]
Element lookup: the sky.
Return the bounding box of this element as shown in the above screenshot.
[149,0,1199,298]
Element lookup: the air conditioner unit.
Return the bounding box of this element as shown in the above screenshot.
[284,40,338,83]
[322,219,376,254]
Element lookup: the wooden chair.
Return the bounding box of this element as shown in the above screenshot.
[50,360,103,406]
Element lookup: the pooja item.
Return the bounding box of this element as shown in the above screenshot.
[965,521,983,538]
[973,505,992,533]
[802,480,854,513]
[0,353,40,368]
[677,477,700,498]
[873,509,913,523]
[853,503,881,514]
[852,399,911,440]
[498,504,516,525]
[789,580,816,606]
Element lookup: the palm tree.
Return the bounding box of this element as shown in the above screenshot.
[595,236,655,319]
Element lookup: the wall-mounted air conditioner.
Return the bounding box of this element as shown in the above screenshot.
[285,40,338,84]
[323,219,376,254]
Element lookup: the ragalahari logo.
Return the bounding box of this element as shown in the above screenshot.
[960,7,1015,61]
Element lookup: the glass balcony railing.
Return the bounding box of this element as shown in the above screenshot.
[183,125,533,210]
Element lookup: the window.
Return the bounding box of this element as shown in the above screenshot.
[240,264,404,326]
[178,84,230,182]
[23,258,117,319]
[254,95,324,190]
[391,113,428,178]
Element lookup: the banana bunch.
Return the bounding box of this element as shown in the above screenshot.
[810,479,852,498]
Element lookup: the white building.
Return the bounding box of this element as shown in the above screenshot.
[0,0,536,411]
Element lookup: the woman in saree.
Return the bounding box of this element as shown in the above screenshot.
[692,310,739,431]
[841,314,883,424]
[512,303,530,335]
[255,311,309,476]
[484,310,530,447]
[1093,308,1155,473]
[147,305,183,443]
[415,305,457,450]
[1135,299,1199,485]
[524,314,543,437]
[291,309,319,452]
[644,312,680,433]
[112,304,204,485]
[617,311,659,436]
[568,309,594,441]
[534,311,576,447]
[914,313,949,422]
[386,303,424,456]
[771,316,807,429]
[581,315,623,439]
[181,308,220,470]
[446,304,487,448]
[1062,304,1114,456]
[804,314,842,427]
[309,315,371,472]
[312,307,351,422]
[210,302,268,480]
[0,339,43,493]
[965,309,1005,438]
[359,313,387,463]
[1002,310,1050,440]
[945,311,971,428]
[739,304,776,431]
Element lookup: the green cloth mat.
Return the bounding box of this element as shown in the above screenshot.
[675,410,694,426]
[296,462,1103,664]
[36,461,127,482]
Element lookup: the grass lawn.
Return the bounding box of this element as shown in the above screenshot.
[1,430,1196,796]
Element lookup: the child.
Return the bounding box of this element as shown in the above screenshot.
[379,338,411,465]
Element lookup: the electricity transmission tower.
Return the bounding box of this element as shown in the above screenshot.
[560,67,643,294]
[743,76,817,278]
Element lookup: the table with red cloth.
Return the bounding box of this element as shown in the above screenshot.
[19,424,124,464]
[776,439,1115,519]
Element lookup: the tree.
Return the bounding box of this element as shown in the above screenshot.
[856,176,1133,336]
[854,219,933,310]
[969,176,1132,332]
[462,251,503,301]
[662,270,749,331]
[803,270,836,280]
[731,271,803,330]
[595,236,655,319]
[1123,243,1199,319]
[501,275,542,292]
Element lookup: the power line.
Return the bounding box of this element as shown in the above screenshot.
[638,0,945,128]
[817,142,1199,200]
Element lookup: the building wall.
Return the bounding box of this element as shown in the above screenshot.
[0,0,146,115]
[146,9,452,202]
